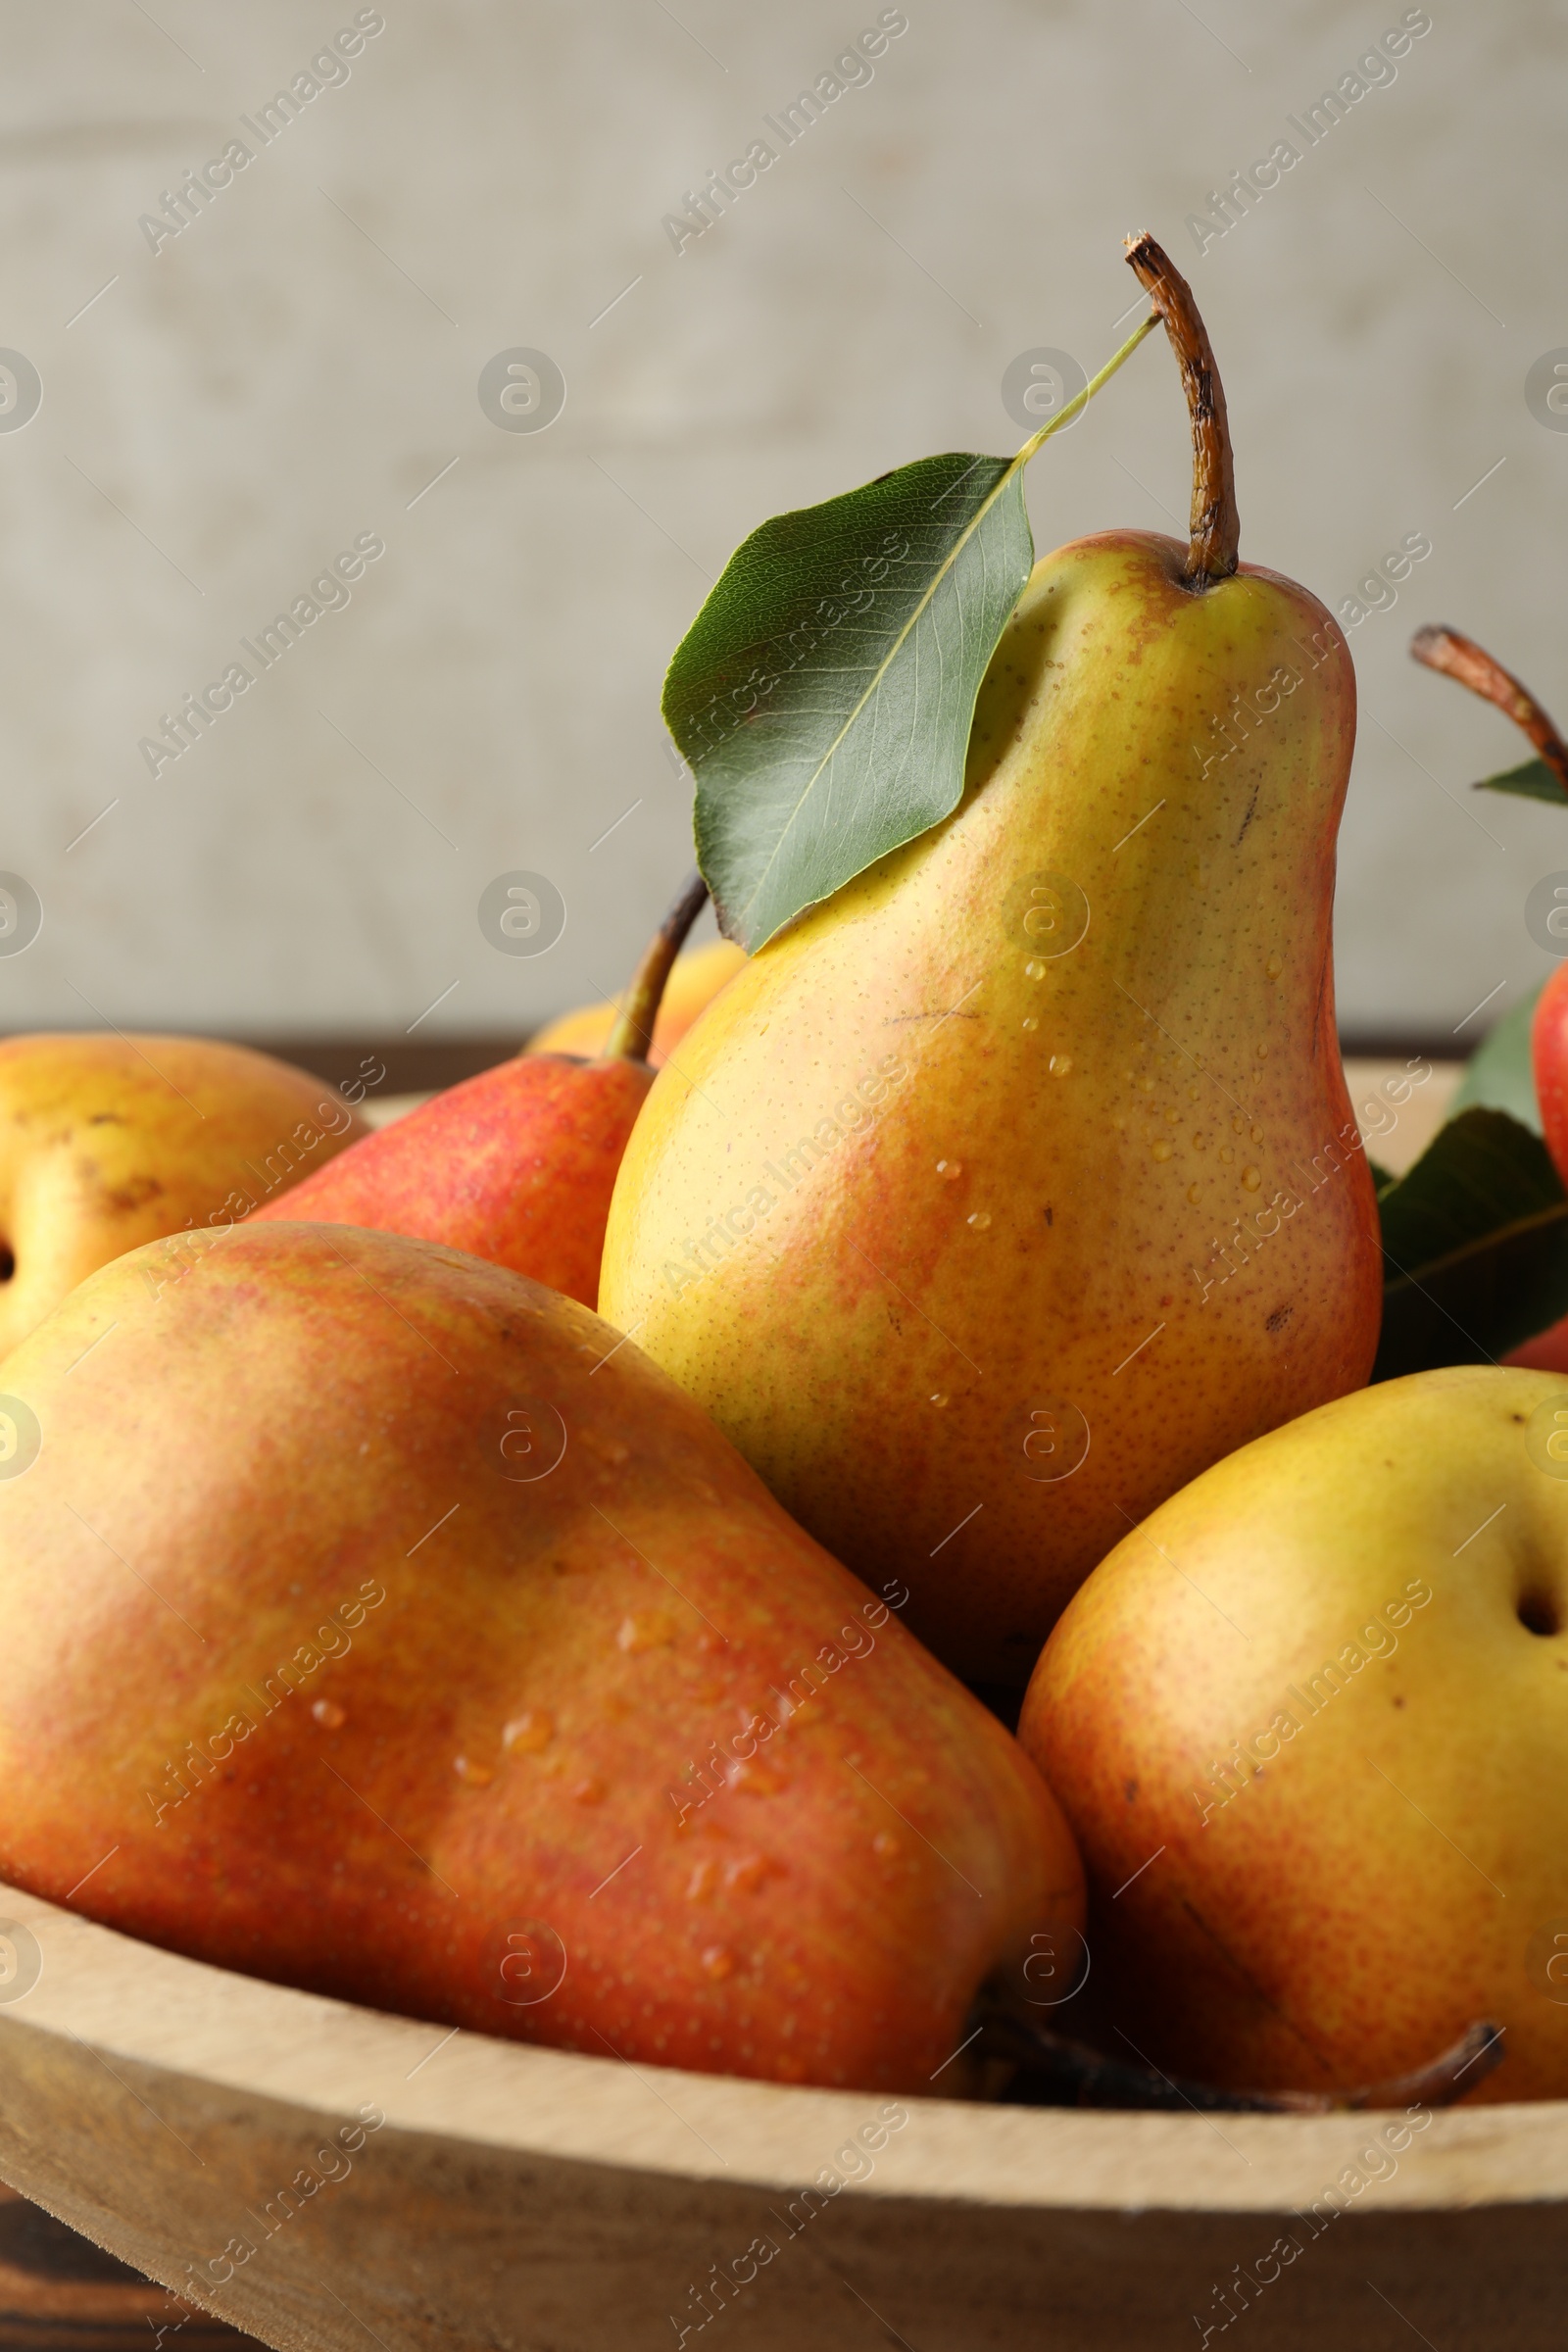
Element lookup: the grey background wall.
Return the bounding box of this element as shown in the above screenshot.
[0,0,1561,1053]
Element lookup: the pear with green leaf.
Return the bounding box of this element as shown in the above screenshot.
[601,236,1382,1687]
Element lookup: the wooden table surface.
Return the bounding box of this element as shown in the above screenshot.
[0,2183,266,2349]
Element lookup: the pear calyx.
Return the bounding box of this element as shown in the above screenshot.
[1123,230,1240,591]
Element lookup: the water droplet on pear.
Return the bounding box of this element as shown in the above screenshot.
[503,1709,554,1752]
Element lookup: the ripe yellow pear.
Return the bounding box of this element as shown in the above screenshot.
[1020,1366,1568,2101]
[600,239,1380,1684]
[0,1033,368,1358]
[529,940,745,1065]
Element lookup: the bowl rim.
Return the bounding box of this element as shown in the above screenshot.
[2,1883,1565,2219]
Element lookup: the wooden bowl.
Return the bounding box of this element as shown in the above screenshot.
[0,1884,1561,2351]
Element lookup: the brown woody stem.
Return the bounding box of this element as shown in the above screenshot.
[1410,625,1568,797]
[1123,231,1240,589]
[976,1990,1504,2113]
[602,869,710,1062]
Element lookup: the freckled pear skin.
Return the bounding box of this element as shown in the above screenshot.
[249,874,716,1310]
[1018,1367,1568,2100]
[0,1032,368,1360]
[0,1221,1079,2092]
[599,531,1382,1685]
[250,1052,651,1309]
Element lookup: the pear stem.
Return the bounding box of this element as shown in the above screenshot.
[1410,625,1568,797]
[978,1996,1504,2113]
[602,869,710,1063]
[1123,231,1240,589]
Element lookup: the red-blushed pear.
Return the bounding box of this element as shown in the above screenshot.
[599,236,1380,1687]
[1407,625,1568,1374]
[0,1220,1081,2092]
[1536,964,1568,1205]
[528,938,746,1065]
[0,1032,368,1359]
[1512,965,1568,1367]
[1019,1366,1568,2100]
[250,878,708,1308]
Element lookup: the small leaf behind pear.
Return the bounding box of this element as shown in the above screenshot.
[1448,981,1544,1135]
[1474,756,1568,808]
[664,453,1034,952]
[1374,1106,1568,1380]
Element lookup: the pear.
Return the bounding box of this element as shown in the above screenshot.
[600,236,1381,1684]
[253,877,708,1308]
[0,1220,1080,2091]
[1509,987,1568,1357]
[0,1032,368,1359]
[529,938,746,1065]
[1406,624,1568,1374]
[1018,1365,1568,2099]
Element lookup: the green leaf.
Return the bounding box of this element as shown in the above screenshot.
[1449,981,1544,1134]
[1373,1106,1568,1380]
[663,310,1160,952]
[1474,756,1568,808]
[667,451,1033,951]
